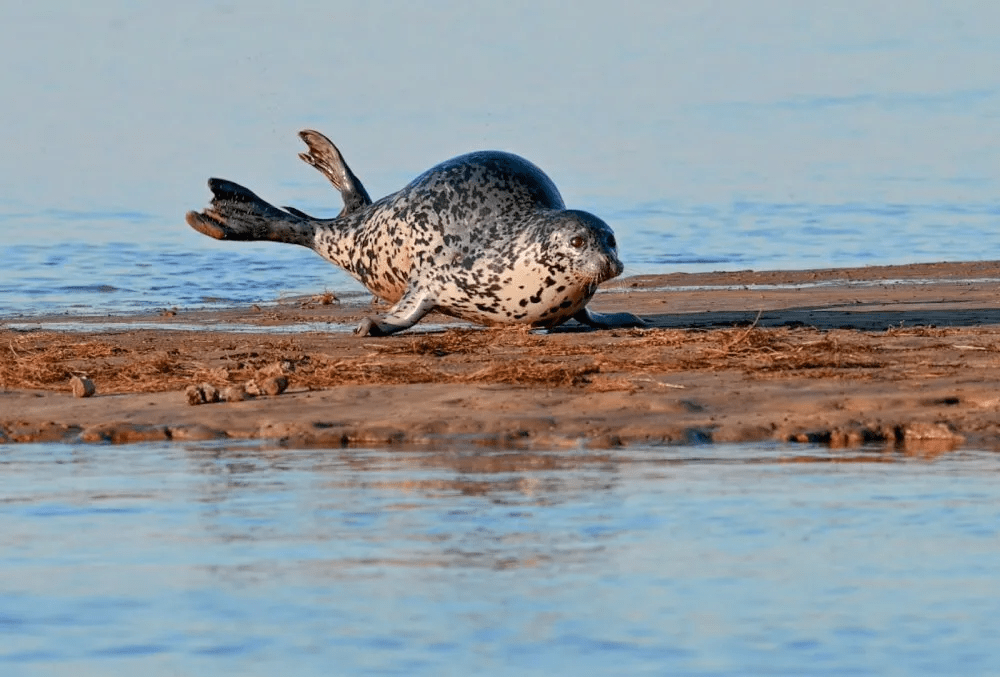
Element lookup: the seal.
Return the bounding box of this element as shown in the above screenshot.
[186,130,644,336]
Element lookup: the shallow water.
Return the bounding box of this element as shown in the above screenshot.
[0,232,340,317]
[2,440,1000,676]
[5,201,1000,318]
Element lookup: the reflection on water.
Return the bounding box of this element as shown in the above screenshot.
[2,440,1000,675]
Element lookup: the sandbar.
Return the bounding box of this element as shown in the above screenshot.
[3,260,1000,453]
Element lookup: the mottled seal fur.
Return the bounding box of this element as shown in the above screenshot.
[186,130,644,336]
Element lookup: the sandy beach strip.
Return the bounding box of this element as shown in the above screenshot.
[3,260,1000,451]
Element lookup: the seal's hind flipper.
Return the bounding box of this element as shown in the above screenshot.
[186,178,313,246]
[572,307,647,329]
[283,206,314,219]
[298,130,372,216]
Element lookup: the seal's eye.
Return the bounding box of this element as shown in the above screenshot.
[570,235,585,249]
[607,235,616,249]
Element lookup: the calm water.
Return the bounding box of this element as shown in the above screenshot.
[4,3,1000,673]
[2,440,1000,676]
[2,1,1000,317]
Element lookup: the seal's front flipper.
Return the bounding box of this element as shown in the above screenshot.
[186,179,313,246]
[355,287,437,337]
[298,130,372,216]
[573,307,647,329]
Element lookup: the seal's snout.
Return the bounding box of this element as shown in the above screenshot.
[599,255,624,284]
[598,224,625,282]
[610,255,624,278]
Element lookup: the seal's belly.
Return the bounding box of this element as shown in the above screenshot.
[362,265,409,304]
[435,267,594,327]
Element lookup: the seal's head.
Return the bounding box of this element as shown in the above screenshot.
[474,209,626,328]
[539,210,624,286]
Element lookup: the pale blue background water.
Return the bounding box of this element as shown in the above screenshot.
[4,2,1000,673]
[2,1,1000,316]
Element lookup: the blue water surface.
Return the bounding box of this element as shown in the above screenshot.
[2,1,1000,317]
[2,441,999,676]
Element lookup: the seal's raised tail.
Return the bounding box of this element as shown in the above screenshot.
[186,179,315,246]
[298,130,372,216]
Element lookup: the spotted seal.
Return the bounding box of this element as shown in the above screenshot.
[186,130,644,336]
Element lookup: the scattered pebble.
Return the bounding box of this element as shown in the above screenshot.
[260,376,289,396]
[185,383,220,406]
[222,385,250,402]
[70,375,96,398]
[247,375,289,396]
[186,378,287,405]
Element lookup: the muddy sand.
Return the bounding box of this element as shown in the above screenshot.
[4,260,1000,452]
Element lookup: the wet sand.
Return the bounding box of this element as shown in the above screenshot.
[3,260,1000,450]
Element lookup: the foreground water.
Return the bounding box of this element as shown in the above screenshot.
[2,440,999,675]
